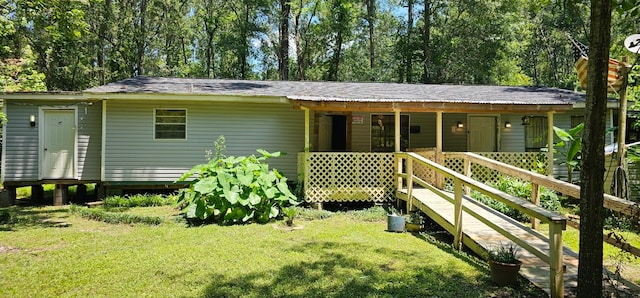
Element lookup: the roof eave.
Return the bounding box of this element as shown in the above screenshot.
[290,100,575,113]
[83,92,290,104]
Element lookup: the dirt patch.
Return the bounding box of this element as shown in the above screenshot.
[272,223,304,232]
[0,245,21,254]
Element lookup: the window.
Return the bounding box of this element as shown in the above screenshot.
[371,114,409,152]
[155,109,186,139]
[524,116,547,152]
[570,115,584,129]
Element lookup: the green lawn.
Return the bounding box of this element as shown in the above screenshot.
[536,223,640,286]
[0,205,547,297]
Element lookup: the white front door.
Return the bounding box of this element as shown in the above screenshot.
[468,116,496,152]
[41,109,76,179]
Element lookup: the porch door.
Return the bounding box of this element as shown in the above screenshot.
[318,115,347,151]
[42,109,76,179]
[468,116,496,152]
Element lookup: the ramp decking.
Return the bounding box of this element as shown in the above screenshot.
[397,188,579,295]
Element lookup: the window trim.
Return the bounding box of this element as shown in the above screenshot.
[154,108,187,140]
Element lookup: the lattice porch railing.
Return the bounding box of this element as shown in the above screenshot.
[298,151,548,203]
[298,152,395,203]
[410,150,548,189]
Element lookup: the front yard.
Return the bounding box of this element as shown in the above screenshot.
[0,204,548,297]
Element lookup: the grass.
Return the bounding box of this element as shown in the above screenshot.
[536,223,640,286]
[0,205,547,298]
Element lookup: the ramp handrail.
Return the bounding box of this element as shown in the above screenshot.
[445,152,639,218]
[396,152,566,298]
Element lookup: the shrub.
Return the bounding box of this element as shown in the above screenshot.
[69,205,162,225]
[175,149,300,225]
[472,176,561,222]
[0,208,15,224]
[103,194,176,208]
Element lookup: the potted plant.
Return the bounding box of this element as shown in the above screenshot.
[405,212,424,232]
[386,206,405,232]
[487,243,522,286]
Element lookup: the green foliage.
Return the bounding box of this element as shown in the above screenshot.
[176,148,300,225]
[487,243,520,264]
[472,176,561,222]
[0,208,15,224]
[0,46,47,92]
[103,194,177,208]
[0,0,630,89]
[551,124,584,183]
[282,206,297,226]
[69,205,162,225]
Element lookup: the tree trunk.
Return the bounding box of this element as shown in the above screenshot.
[577,0,612,296]
[135,0,148,76]
[421,0,431,84]
[327,30,342,81]
[293,8,304,80]
[366,0,375,80]
[405,0,413,83]
[278,0,290,80]
[239,2,250,79]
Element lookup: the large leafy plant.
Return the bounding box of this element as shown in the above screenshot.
[552,124,583,184]
[176,148,299,225]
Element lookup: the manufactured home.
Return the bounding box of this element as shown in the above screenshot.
[0,77,622,205]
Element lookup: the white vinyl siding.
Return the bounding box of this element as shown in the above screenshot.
[2,100,102,182]
[104,100,304,182]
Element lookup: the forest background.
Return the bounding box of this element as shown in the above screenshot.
[0,0,638,100]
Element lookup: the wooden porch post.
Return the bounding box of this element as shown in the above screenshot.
[436,112,443,188]
[547,111,554,177]
[303,107,310,151]
[394,109,401,152]
[395,110,403,193]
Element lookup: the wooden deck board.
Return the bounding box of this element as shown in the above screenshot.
[399,188,579,295]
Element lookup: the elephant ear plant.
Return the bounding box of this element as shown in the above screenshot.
[176,148,300,225]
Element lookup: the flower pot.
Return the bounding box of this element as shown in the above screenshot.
[405,222,423,232]
[387,214,405,232]
[488,260,522,286]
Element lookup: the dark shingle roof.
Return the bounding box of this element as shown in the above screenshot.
[84,76,584,105]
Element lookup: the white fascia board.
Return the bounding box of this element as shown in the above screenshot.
[0,93,85,101]
[83,92,290,104]
[572,101,619,109]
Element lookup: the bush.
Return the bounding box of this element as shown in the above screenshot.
[472,176,562,222]
[69,205,163,225]
[0,208,15,224]
[103,194,176,208]
[175,149,300,225]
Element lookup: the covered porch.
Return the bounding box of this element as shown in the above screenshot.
[291,93,574,205]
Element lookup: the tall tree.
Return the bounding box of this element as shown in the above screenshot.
[578,0,612,296]
[421,0,431,83]
[404,0,414,83]
[365,0,375,80]
[278,0,290,80]
[325,0,353,81]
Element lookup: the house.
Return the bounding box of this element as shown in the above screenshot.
[0,76,621,205]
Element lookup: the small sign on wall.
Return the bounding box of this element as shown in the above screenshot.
[352,115,364,124]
